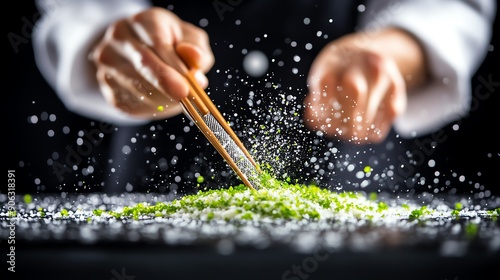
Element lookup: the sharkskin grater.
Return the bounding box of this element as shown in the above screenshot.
[180,70,261,190]
[161,49,261,190]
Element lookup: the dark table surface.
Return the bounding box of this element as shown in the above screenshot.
[2,192,499,280]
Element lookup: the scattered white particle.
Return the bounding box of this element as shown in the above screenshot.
[122,145,132,155]
[29,115,38,124]
[303,17,310,25]
[216,239,235,255]
[357,4,366,12]
[87,165,94,174]
[235,19,241,25]
[451,224,461,235]
[62,126,70,134]
[199,18,209,27]
[305,43,313,50]
[452,124,459,131]
[128,230,140,242]
[440,240,467,257]
[47,130,55,137]
[347,164,355,172]
[292,232,318,253]
[243,50,269,77]
[80,227,97,244]
[171,156,178,165]
[126,183,134,192]
[428,159,436,168]
[293,55,301,62]
[360,180,370,188]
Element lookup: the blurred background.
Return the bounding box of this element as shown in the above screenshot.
[5,1,499,197]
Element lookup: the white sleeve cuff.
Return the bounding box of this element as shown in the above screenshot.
[359,0,495,137]
[33,0,151,125]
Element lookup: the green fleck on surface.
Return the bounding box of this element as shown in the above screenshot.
[38,207,45,218]
[409,206,432,221]
[60,208,69,217]
[85,171,498,224]
[95,171,438,222]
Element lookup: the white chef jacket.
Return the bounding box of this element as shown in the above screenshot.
[32,0,496,138]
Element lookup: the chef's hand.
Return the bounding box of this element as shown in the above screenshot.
[90,7,214,120]
[304,28,427,144]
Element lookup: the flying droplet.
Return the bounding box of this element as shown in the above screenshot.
[243,50,269,78]
[364,165,372,173]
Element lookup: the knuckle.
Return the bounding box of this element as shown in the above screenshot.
[107,19,129,41]
[92,45,112,65]
[364,51,386,74]
[132,7,163,22]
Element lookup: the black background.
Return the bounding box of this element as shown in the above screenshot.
[5,1,500,197]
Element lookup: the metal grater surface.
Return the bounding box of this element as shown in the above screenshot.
[203,113,261,189]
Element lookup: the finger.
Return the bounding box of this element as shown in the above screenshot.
[364,61,406,144]
[365,79,406,144]
[367,107,391,144]
[176,43,209,88]
[362,53,391,128]
[93,41,182,111]
[97,68,152,117]
[304,72,340,134]
[98,68,183,119]
[177,21,214,72]
[109,19,190,101]
[338,65,368,139]
[127,10,188,74]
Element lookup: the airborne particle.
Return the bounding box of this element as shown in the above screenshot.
[197,175,205,183]
[364,165,372,173]
[243,50,269,78]
[199,18,209,27]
